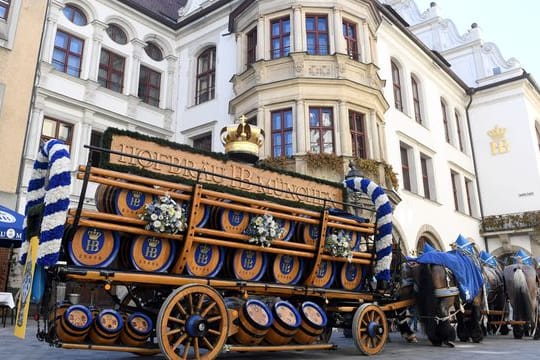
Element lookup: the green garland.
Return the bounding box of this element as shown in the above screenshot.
[482,211,540,232]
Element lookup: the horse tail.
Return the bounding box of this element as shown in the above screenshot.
[511,267,533,322]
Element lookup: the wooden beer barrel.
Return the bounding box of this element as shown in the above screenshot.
[339,262,364,291]
[130,236,176,272]
[311,260,335,288]
[233,299,274,345]
[264,301,301,345]
[114,189,154,218]
[89,309,124,345]
[54,304,93,343]
[294,301,328,344]
[94,184,116,214]
[216,207,250,233]
[120,312,153,347]
[179,200,210,228]
[327,228,362,251]
[117,234,133,270]
[68,227,120,267]
[271,254,304,285]
[185,244,225,277]
[298,223,320,245]
[231,249,267,281]
[274,217,296,241]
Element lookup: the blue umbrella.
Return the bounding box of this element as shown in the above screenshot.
[0,204,25,248]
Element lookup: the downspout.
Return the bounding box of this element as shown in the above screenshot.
[465,88,489,252]
[16,0,50,210]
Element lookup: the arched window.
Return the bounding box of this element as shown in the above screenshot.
[391,61,403,111]
[144,42,163,61]
[411,76,422,124]
[417,235,439,255]
[63,4,87,26]
[196,47,216,104]
[106,24,127,45]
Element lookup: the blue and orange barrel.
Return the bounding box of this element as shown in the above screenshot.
[339,262,364,291]
[216,207,251,234]
[185,243,225,277]
[114,189,154,218]
[130,235,176,272]
[273,217,296,241]
[271,254,304,285]
[294,301,328,344]
[311,260,336,288]
[230,249,267,281]
[68,227,119,268]
[264,301,301,345]
[120,312,153,347]
[298,223,320,245]
[234,299,274,345]
[89,309,124,345]
[53,303,93,343]
[179,200,210,228]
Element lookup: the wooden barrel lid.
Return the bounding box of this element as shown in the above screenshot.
[180,201,210,228]
[274,218,296,241]
[97,309,123,333]
[68,227,119,267]
[126,312,153,335]
[301,223,320,245]
[245,299,273,328]
[64,305,92,330]
[114,189,154,218]
[271,254,304,285]
[130,236,176,272]
[311,260,335,288]
[301,302,327,328]
[274,301,301,329]
[339,262,363,291]
[186,244,225,277]
[232,249,267,281]
[217,208,250,233]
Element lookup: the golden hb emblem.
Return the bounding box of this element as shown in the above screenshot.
[487,125,509,155]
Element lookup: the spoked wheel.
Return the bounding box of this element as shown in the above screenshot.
[352,303,388,355]
[157,284,228,360]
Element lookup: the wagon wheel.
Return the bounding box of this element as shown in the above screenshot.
[352,303,388,355]
[157,284,228,360]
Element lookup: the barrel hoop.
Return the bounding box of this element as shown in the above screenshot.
[269,324,295,338]
[237,321,267,338]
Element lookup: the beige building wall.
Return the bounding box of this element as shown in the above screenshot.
[0,0,47,208]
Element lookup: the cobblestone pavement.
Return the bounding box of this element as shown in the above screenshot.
[1,321,539,360]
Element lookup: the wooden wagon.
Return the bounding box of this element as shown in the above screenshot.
[31,129,414,359]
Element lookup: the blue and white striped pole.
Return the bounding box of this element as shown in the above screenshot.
[343,177,393,284]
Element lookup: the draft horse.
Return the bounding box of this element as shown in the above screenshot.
[414,262,484,346]
[503,263,540,339]
[480,261,510,335]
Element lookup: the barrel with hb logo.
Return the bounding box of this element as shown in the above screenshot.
[89,309,124,345]
[130,235,176,272]
[53,303,93,343]
[68,227,120,267]
[230,248,267,281]
[120,312,153,347]
[114,189,154,218]
[311,260,336,288]
[185,243,225,277]
[339,262,364,291]
[264,300,301,345]
[273,217,296,241]
[179,200,211,228]
[233,299,274,345]
[298,223,320,245]
[271,254,304,285]
[294,301,328,344]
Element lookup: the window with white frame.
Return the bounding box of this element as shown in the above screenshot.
[196,47,216,104]
[464,178,477,217]
[420,153,435,200]
[271,108,293,157]
[306,15,329,55]
[349,110,366,158]
[455,110,464,152]
[62,4,87,26]
[450,170,461,212]
[391,61,403,112]
[98,49,125,93]
[246,27,257,65]
[0,0,10,20]
[138,65,161,106]
[441,99,450,143]
[342,19,359,60]
[399,143,412,191]
[52,30,84,77]
[411,75,423,124]
[270,16,290,59]
[192,132,212,152]
[41,117,73,152]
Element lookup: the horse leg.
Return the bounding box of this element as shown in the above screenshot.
[397,308,418,343]
[470,303,484,343]
[456,309,469,342]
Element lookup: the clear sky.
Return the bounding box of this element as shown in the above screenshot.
[414,0,539,80]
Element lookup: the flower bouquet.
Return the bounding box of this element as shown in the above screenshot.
[139,194,187,234]
[325,230,353,262]
[244,213,285,247]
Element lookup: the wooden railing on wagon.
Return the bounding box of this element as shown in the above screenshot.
[67,164,377,291]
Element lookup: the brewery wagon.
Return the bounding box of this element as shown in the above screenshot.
[20,126,414,359]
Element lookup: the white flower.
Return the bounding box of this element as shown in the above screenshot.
[244,213,285,247]
[139,194,187,234]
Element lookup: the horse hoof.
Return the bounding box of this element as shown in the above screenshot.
[444,341,455,348]
[403,334,418,343]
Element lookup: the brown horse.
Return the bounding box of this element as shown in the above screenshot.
[481,263,510,335]
[503,263,540,339]
[414,262,484,346]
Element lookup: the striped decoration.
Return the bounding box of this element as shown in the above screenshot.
[343,177,393,282]
[19,139,71,266]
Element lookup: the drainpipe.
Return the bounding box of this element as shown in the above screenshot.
[465,88,489,252]
[16,0,51,209]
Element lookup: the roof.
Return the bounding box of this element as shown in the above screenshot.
[117,0,188,26]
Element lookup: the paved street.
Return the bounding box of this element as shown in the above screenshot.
[1,321,540,360]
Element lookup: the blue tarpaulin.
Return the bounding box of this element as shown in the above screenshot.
[0,204,25,248]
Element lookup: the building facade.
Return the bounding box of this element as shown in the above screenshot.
[14,0,538,269]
